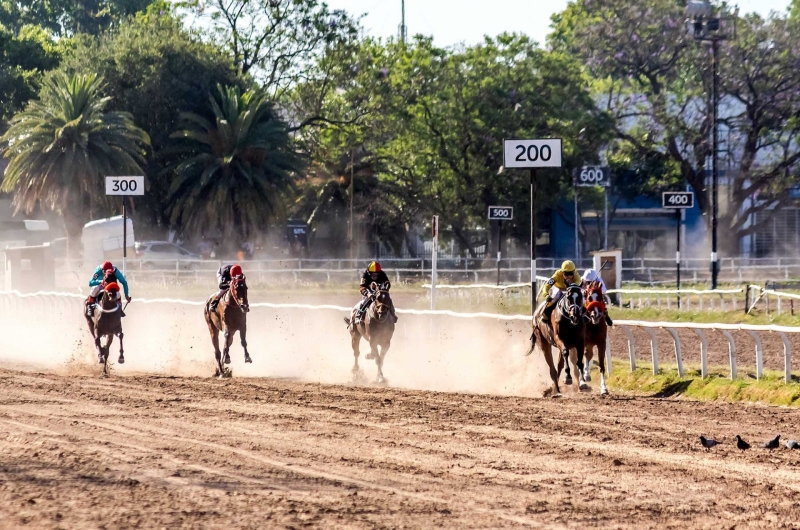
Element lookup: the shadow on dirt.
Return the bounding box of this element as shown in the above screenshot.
[652,380,692,398]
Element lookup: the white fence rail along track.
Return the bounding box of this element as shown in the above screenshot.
[1,290,799,387]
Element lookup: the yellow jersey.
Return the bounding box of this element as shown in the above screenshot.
[538,269,582,300]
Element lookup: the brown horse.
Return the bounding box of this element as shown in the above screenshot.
[345,282,395,385]
[526,284,588,397]
[583,281,609,395]
[84,284,124,377]
[204,275,250,378]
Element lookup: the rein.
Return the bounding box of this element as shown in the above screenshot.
[557,286,584,323]
[95,292,120,314]
[227,277,245,308]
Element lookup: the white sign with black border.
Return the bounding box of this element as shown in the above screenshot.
[662,191,694,209]
[488,206,514,220]
[503,139,562,168]
[576,166,610,187]
[105,176,145,196]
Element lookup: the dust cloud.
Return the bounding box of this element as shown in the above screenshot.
[0,295,550,398]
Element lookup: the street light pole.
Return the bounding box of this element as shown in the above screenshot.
[711,38,720,289]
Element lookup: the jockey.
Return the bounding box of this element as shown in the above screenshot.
[209,263,243,312]
[582,268,613,326]
[538,260,582,324]
[355,261,397,323]
[87,261,130,317]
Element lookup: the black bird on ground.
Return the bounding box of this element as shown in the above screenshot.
[700,436,721,451]
[762,435,781,451]
[786,440,800,450]
[736,435,751,451]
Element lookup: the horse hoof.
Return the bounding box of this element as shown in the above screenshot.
[552,392,562,399]
[601,387,609,396]
[365,353,376,360]
[98,356,104,364]
[244,355,252,364]
[219,370,232,379]
[584,373,592,382]
[118,355,125,365]
[564,376,573,386]
[223,354,231,365]
[579,383,589,391]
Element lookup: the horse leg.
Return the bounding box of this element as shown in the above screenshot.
[223,330,232,365]
[95,335,103,364]
[376,341,390,385]
[117,332,125,364]
[576,341,588,391]
[583,343,594,382]
[597,340,609,395]
[369,340,381,383]
[556,347,566,387]
[209,325,224,377]
[562,348,572,386]
[351,330,362,374]
[542,344,561,397]
[240,324,252,363]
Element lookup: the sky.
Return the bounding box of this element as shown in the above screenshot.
[325,0,793,47]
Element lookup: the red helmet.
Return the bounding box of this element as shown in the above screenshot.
[105,282,120,293]
[102,261,114,272]
[230,264,243,277]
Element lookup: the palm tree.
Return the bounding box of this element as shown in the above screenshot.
[1,72,150,251]
[165,85,303,247]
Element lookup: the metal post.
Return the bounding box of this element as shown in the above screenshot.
[531,169,537,316]
[676,209,681,306]
[496,221,502,286]
[349,150,354,260]
[431,215,438,311]
[711,38,720,289]
[574,190,579,259]
[604,187,609,250]
[399,0,407,43]
[122,200,127,277]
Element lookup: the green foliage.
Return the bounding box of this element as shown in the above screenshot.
[0,72,149,242]
[57,10,245,232]
[165,85,303,245]
[0,0,155,36]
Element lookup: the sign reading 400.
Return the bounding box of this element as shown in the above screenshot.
[106,176,145,196]
[503,139,563,168]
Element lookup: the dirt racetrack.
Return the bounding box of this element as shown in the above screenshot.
[2,370,800,529]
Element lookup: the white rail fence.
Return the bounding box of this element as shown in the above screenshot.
[0,290,798,387]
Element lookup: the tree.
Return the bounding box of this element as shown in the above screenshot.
[555,0,800,252]
[57,6,245,233]
[0,72,150,251]
[0,23,60,127]
[0,0,155,36]
[186,0,358,98]
[165,85,303,246]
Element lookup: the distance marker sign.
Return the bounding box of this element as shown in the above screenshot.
[503,139,562,168]
[576,166,610,187]
[662,191,694,209]
[488,206,513,220]
[106,176,145,196]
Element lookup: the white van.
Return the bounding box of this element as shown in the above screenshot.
[81,215,135,266]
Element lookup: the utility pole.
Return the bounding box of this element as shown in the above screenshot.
[349,150,355,260]
[399,0,407,43]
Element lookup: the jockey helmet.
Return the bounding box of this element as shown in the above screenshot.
[230,264,243,277]
[102,261,114,272]
[368,261,382,273]
[561,260,576,273]
[105,282,120,293]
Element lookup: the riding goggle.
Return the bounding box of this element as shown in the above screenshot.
[564,271,575,276]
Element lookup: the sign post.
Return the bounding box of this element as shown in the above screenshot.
[576,166,611,253]
[663,191,695,306]
[503,139,563,316]
[106,176,145,277]
[488,206,514,285]
[431,215,439,311]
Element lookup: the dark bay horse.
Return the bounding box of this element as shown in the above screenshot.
[526,284,588,396]
[84,283,124,377]
[204,275,250,378]
[345,282,395,385]
[583,281,609,395]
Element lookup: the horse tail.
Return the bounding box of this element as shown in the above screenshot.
[524,331,537,357]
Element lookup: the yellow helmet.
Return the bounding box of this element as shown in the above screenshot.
[368,261,382,273]
[561,260,576,273]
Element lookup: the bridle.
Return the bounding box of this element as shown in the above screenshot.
[368,283,391,323]
[227,276,249,312]
[557,285,584,325]
[95,290,121,314]
[583,282,606,325]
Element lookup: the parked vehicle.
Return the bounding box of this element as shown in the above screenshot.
[134,241,201,270]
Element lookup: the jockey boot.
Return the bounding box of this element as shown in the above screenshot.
[86,297,95,317]
[604,310,613,327]
[539,297,555,324]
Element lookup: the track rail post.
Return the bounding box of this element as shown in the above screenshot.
[664,328,684,377]
[719,329,737,380]
[644,328,658,374]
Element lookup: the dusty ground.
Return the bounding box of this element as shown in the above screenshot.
[2,370,800,529]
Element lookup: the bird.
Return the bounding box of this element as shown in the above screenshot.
[762,435,781,451]
[785,440,800,450]
[736,435,750,451]
[699,436,721,451]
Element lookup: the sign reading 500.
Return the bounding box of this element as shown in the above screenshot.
[503,139,563,168]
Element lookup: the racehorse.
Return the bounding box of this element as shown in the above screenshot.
[84,277,124,377]
[204,274,251,378]
[583,281,609,395]
[345,282,395,385]
[526,284,588,396]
